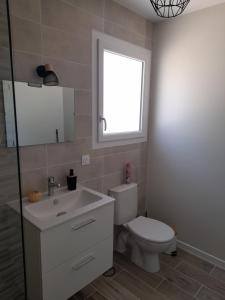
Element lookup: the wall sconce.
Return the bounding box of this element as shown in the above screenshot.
[36,64,59,86]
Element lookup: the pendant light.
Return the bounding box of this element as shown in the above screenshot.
[150,0,190,18]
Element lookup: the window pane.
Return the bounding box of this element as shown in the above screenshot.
[103,50,143,135]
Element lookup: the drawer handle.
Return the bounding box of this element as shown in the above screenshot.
[72,254,95,271]
[71,218,96,231]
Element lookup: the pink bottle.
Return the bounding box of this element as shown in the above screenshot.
[125,162,132,184]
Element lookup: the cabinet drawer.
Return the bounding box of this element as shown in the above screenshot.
[41,202,114,272]
[42,236,113,300]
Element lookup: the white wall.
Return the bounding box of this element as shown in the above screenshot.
[147,4,225,261]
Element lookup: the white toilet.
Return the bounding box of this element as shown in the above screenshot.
[109,183,175,273]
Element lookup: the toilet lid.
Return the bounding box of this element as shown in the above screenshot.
[127,216,175,243]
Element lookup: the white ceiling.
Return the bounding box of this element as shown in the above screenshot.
[114,0,225,22]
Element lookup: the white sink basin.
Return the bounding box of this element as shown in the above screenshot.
[25,189,101,220]
[8,186,114,231]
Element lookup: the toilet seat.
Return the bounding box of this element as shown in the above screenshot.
[127,216,174,243]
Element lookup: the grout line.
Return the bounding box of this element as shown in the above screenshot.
[160,261,204,297]
[155,278,165,289]
[104,19,147,40]
[10,14,41,26]
[61,0,104,22]
[172,261,225,298]
[13,49,91,68]
[39,0,43,62]
[209,265,216,275]
[103,0,106,32]
[193,285,203,298]
[174,260,184,270]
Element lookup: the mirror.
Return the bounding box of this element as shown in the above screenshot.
[2,81,75,147]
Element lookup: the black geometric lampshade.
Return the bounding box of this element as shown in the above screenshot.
[150,0,191,18]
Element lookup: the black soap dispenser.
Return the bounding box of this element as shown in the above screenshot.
[67,169,77,191]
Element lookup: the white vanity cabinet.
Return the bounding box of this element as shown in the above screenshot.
[24,201,114,300]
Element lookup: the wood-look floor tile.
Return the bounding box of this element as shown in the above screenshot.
[196,286,225,300]
[176,249,214,273]
[104,263,122,279]
[92,275,138,300]
[157,280,195,300]
[211,267,225,284]
[177,262,225,297]
[159,264,201,295]
[114,270,166,300]
[71,284,96,299]
[87,292,108,300]
[114,252,163,288]
[159,253,183,268]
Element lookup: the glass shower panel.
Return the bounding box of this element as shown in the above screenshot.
[0,0,26,299]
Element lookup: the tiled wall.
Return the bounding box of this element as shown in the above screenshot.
[10,0,153,214]
[0,1,25,299]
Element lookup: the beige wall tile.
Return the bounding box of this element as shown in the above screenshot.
[63,0,105,17]
[0,148,18,177]
[104,150,144,177]
[104,21,146,48]
[104,152,124,175]
[75,115,92,138]
[47,162,79,186]
[20,145,47,172]
[0,174,19,204]
[41,0,103,40]
[46,139,90,166]
[102,171,123,194]
[77,157,104,182]
[10,0,41,22]
[0,1,9,48]
[21,168,47,195]
[42,26,91,64]
[0,48,11,80]
[13,51,42,83]
[75,90,92,115]
[80,177,103,193]
[10,0,152,200]
[45,57,91,89]
[104,0,147,37]
[11,17,42,54]
[103,143,140,156]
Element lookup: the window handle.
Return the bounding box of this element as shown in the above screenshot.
[99,116,107,131]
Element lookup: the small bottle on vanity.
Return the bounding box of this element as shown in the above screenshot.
[67,169,77,191]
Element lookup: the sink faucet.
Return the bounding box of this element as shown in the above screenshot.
[48,176,61,196]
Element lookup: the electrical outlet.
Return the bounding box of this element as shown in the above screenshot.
[81,154,90,166]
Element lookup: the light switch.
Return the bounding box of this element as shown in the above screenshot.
[81,154,90,166]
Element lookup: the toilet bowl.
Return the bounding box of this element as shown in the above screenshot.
[126,216,175,272]
[109,183,175,273]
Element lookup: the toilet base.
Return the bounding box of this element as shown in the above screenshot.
[115,225,174,273]
[142,252,160,273]
[130,241,160,273]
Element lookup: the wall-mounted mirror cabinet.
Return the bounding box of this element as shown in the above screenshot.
[2,81,75,147]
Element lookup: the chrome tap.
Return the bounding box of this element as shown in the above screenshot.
[48,176,61,196]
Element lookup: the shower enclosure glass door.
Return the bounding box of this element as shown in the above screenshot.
[0,0,26,299]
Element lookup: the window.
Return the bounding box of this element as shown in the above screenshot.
[92,31,151,149]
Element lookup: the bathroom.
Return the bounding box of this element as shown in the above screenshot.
[1,0,225,299]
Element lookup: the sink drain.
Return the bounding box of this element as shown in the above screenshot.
[56,211,67,217]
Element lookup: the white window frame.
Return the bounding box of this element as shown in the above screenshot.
[92,30,151,149]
